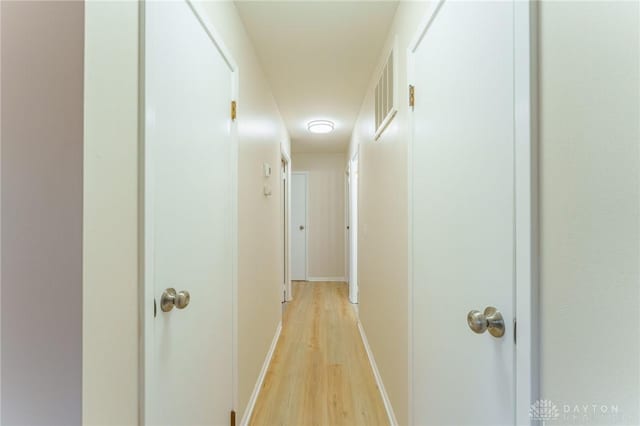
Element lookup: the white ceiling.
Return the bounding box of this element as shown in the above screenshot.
[235,1,399,153]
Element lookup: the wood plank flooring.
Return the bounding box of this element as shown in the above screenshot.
[249,281,389,426]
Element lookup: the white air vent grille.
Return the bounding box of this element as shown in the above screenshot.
[374,49,397,140]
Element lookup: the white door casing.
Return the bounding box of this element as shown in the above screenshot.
[282,146,293,301]
[280,149,292,301]
[408,1,536,425]
[142,1,238,424]
[348,153,359,304]
[291,172,308,281]
[345,168,349,289]
[281,159,287,301]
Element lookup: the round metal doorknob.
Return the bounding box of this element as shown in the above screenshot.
[160,288,191,312]
[299,225,305,230]
[175,290,190,309]
[467,306,505,338]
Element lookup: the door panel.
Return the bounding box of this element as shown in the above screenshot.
[145,2,234,424]
[291,173,307,280]
[411,1,515,424]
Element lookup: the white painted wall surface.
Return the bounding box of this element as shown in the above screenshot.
[292,153,347,280]
[83,2,139,424]
[539,2,640,424]
[347,2,430,424]
[1,2,84,424]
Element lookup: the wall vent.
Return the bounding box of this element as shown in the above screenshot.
[374,47,398,140]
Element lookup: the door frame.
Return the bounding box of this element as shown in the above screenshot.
[291,171,309,282]
[406,1,538,424]
[138,1,240,423]
[281,144,292,301]
[347,150,359,304]
[345,165,349,289]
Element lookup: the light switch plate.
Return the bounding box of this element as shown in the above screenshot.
[263,163,272,177]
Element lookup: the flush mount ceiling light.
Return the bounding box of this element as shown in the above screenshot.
[307,120,335,134]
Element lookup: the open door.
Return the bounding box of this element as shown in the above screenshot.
[142,2,238,424]
[409,1,535,424]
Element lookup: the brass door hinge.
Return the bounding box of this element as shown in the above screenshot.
[409,85,415,108]
[231,100,237,121]
[230,410,236,426]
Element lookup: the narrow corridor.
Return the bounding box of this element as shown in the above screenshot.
[250,282,388,426]
[3,1,639,425]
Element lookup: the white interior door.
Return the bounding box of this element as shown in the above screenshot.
[144,2,235,425]
[348,154,359,304]
[291,172,307,281]
[411,1,517,424]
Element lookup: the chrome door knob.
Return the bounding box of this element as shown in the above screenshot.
[175,290,190,309]
[161,288,191,312]
[467,306,505,337]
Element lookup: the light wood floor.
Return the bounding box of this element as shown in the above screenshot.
[249,281,389,426]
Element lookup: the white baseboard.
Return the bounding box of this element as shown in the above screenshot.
[307,276,346,282]
[240,321,282,426]
[357,321,398,426]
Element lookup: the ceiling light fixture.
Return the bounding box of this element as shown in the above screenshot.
[307,120,335,134]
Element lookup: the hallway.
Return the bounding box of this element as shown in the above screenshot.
[2,1,639,425]
[250,282,388,426]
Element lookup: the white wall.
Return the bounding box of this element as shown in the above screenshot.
[292,152,347,280]
[1,1,84,424]
[83,1,139,424]
[347,2,430,424]
[539,2,640,423]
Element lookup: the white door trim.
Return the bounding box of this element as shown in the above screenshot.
[348,150,359,304]
[513,2,539,424]
[139,1,240,423]
[291,171,309,281]
[281,144,292,301]
[345,165,349,290]
[406,1,538,424]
